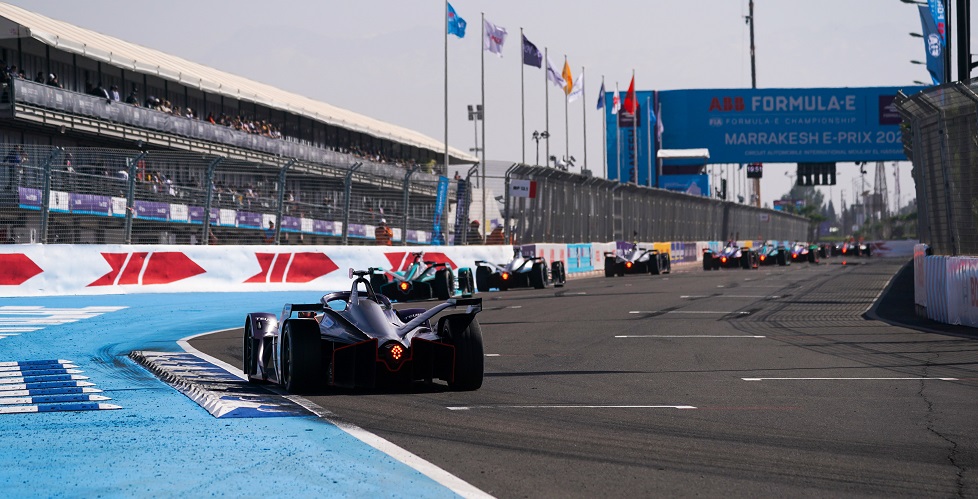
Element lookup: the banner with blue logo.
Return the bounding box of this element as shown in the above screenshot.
[452,179,467,245]
[431,176,449,245]
[919,5,945,85]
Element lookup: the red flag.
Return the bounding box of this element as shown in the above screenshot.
[622,75,637,114]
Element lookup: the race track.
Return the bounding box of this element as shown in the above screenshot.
[3,258,977,497]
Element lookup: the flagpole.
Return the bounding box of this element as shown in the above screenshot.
[581,66,587,172]
[480,12,487,234]
[564,55,569,165]
[631,70,637,184]
[601,75,607,179]
[443,0,449,178]
[654,91,662,188]
[520,27,525,165]
[646,93,651,187]
[615,82,620,183]
[544,47,550,168]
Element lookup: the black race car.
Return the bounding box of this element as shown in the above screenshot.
[475,247,566,291]
[603,243,671,277]
[756,242,789,266]
[369,252,474,302]
[789,242,820,264]
[703,243,757,270]
[243,268,484,393]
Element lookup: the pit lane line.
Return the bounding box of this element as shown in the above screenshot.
[177,332,493,499]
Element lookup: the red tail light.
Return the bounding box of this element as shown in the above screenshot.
[721,257,727,263]
[380,341,409,371]
[759,255,766,261]
[501,272,510,280]
[625,261,633,269]
[398,281,410,292]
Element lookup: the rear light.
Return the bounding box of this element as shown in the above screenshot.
[398,281,410,293]
[721,257,727,263]
[380,341,409,371]
[759,255,766,261]
[501,272,510,281]
[625,261,633,269]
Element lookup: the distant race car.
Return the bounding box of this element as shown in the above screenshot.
[604,243,671,276]
[369,252,474,302]
[703,243,757,270]
[475,247,566,291]
[242,268,485,393]
[789,242,821,263]
[756,242,789,266]
[831,240,871,257]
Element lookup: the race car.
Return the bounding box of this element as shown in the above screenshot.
[703,243,757,270]
[369,252,474,302]
[242,268,484,393]
[604,243,671,276]
[831,240,871,257]
[475,247,566,291]
[789,242,820,263]
[756,241,789,266]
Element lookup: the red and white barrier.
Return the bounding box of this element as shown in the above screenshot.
[0,244,513,297]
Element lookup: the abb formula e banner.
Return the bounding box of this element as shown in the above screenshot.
[0,245,514,297]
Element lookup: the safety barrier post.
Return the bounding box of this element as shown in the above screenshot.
[201,156,223,246]
[401,165,418,246]
[341,162,362,245]
[123,151,149,244]
[38,148,64,244]
[273,158,297,245]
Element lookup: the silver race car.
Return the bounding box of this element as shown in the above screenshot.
[474,247,566,291]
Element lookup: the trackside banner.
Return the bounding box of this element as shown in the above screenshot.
[0,244,514,297]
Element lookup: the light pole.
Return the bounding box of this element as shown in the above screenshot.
[467,105,483,157]
[531,130,549,166]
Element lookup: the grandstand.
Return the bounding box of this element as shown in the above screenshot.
[0,3,478,245]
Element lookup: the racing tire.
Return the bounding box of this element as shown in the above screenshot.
[649,255,661,275]
[476,266,492,292]
[616,262,626,277]
[777,250,787,266]
[282,319,322,394]
[243,318,256,380]
[457,269,475,296]
[551,261,566,287]
[369,273,388,293]
[529,262,547,289]
[712,258,721,271]
[703,254,712,271]
[433,269,452,300]
[445,317,484,391]
[808,250,818,264]
[740,251,750,269]
[604,256,616,278]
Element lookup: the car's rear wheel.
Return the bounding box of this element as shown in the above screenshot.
[282,319,321,394]
[476,266,491,292]
[370,273,388,293]
[243,317,255,380]
[457,268,474,296]
[649,255,661,275]
[529,262,546,289]
[604,256,616,277]
[616,262,626,277]
[703,253,712,271]
[551,261,566,287]
[444,317,484,391]
[433,269,452,300]
[777,250,787,266]
[741,250,751,269]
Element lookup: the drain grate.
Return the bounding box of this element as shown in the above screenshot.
[0,359,119,414]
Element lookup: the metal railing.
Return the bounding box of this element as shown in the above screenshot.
[896,82,978,256]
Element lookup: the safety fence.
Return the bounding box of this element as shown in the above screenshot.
[896,82,978,256]
[0,145,454,246]
[503,164,810,244]
[913,244,978,327]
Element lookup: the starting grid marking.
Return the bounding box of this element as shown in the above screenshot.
[447,404,697,411]
[130,351,312,418]
[0,359,120,415]
[0,306,127,340]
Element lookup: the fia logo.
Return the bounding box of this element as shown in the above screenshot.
[709,118,723,127]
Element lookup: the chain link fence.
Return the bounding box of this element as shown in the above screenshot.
[503,164,809,244]
[896,82,978,256]
[0,145,453,246]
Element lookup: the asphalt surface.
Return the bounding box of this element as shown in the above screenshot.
[193,257,978,498]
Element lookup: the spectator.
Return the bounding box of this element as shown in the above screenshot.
[264,220,276,244]
[34,71,44,83]
[46,74,62,88]
[125,89,140,106]
[486,225,505,245]
[375,219,393,246]
[89,81,110,100]
[466,220,483,245]
[110,85,121,101]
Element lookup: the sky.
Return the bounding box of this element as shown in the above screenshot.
[12,0,969,212]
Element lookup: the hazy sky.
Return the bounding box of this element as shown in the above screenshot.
[12,0,963,211]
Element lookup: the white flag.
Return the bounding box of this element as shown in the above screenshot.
[483,19,507,56]
[611,83,621,115]
[546,57,565,88]
[568,70,585,103]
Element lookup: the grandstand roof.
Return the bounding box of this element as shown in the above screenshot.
[0,2,478,163]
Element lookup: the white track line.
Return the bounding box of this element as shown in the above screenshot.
[177,329,492,499]
[629,310,750,315]
[617,335,765,338]
[742,377,959,381]
[447,405,697,410]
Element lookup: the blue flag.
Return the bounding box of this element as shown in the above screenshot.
[596,81,605,109]
[447,3,466,38]
[521,34,542,68]
[919,5,944,85]
[927,0,946,45]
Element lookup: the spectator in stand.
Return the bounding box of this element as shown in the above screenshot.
[34,72,44,83]
[375,219,393,246]
[486,225,505,245]
[264,220,276,244]
[110,85,121,101]
[125,89,140,106]
[89,81,110,101]
[466,220,484,245]
[46,74,63,88]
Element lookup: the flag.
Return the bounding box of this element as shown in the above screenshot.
[918,5,944,84]
[562,60,573,95]
[546,57,565,88]
[927,0,946,45]
[611,83,621,115]
[622,75,637,114]
[596,81,605,109]
[446,3,466,38]
[656,103,664,139]
[522,35,542,68]
[484,18,507,56]
[568,70,585,103]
